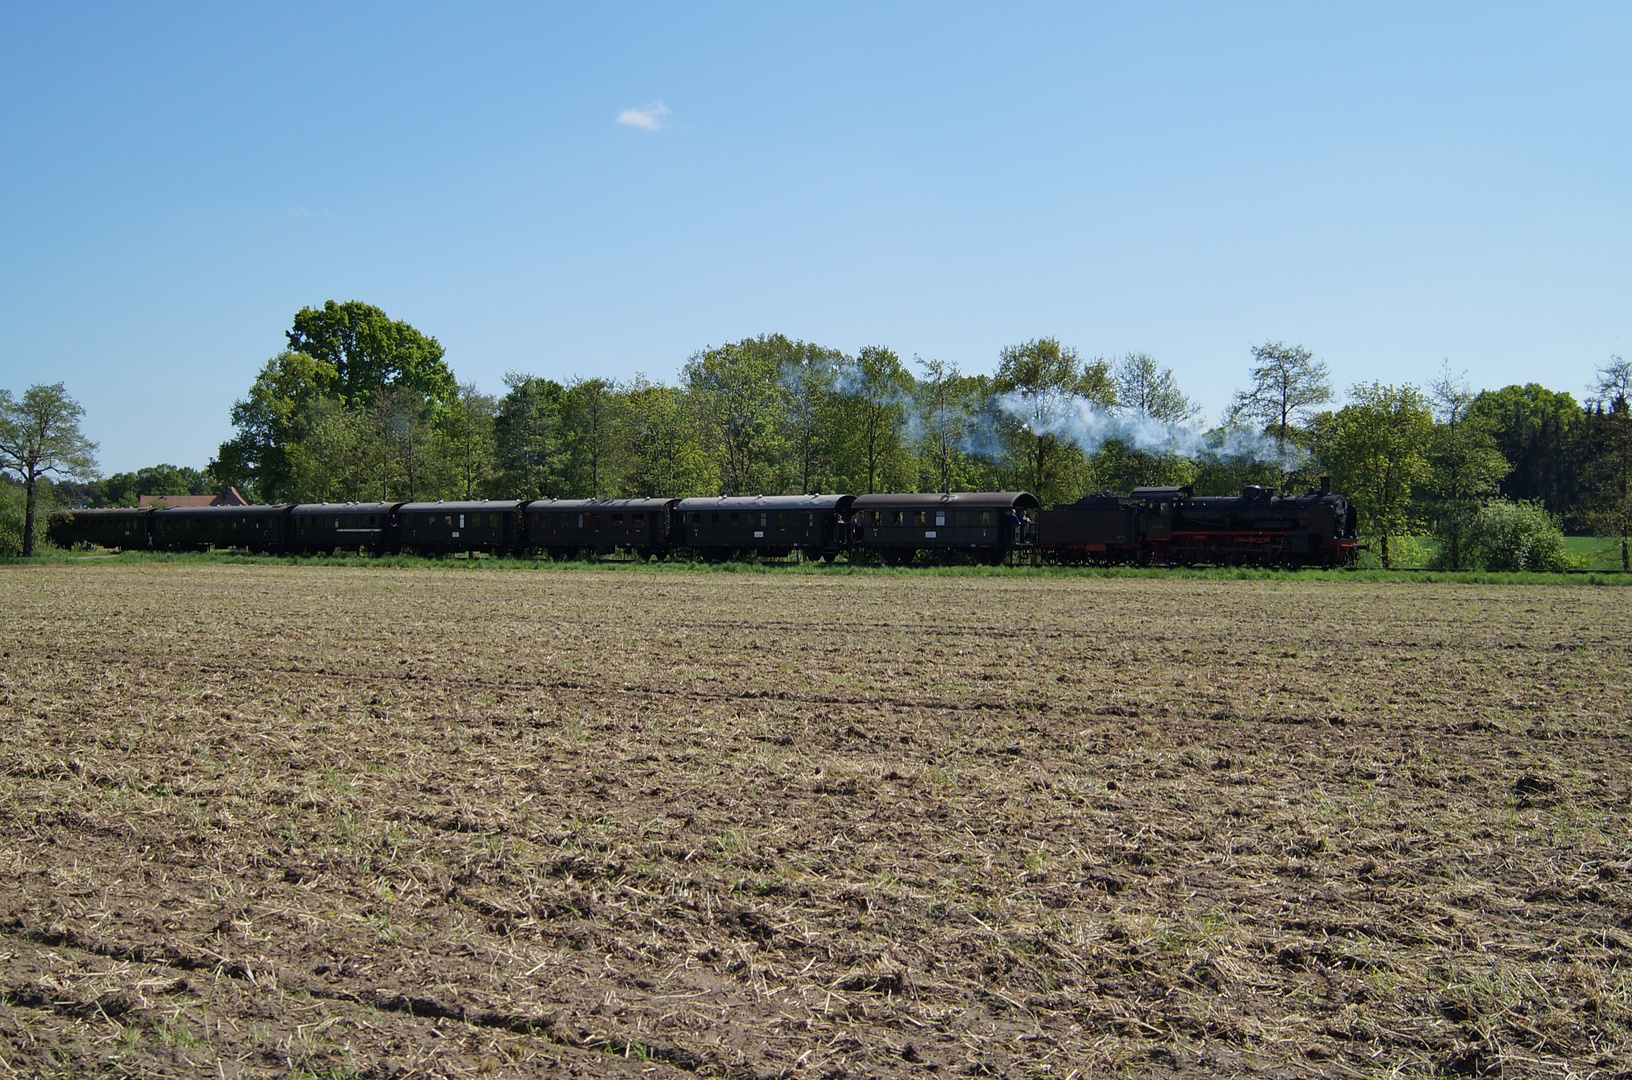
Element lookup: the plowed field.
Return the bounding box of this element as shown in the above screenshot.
[1,564,1629,1078]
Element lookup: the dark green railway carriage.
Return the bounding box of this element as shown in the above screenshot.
[521,498,678,558]
[289,503,399,554]
[675,494,854,560]
[47,507,154,550]
[149,506,292,551]
[395,502,521,555]
[850,491,1038,563]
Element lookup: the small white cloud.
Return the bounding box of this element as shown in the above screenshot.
[616,101,671,131]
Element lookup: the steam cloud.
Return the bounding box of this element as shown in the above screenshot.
[991,392,1309,469]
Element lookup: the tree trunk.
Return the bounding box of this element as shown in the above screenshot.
[22,472,37,557]
[1380,531,1391,569]
[1623,535,1629,572]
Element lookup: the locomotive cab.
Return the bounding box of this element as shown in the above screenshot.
[1130,486,1191,542]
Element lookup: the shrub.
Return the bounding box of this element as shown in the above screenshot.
[1462,499,1571,571]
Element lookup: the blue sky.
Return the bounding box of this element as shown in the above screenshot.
[2,3,1628,473]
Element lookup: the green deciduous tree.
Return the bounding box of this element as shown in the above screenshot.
[1227,342,1331,490]
[494,374,568,500]
[619,376,714,497]
[1583,357,1632,570]
[1470,383,1586,519]
[781,345,844,494]
[834,345,915,495]
[213,350,339,501]
[285,397,377,503]
[446,383,498,500]
[287,300,457,411]
[1102,353,1199,490]
[1114,353,1198,424]
[562,377,620,498]
[1427,366,1511,569]
[0,383,99,555]
[90,464,214,507]
[994,337,1114,504]
[1315,382,1435,568]
[683,336,789,496]
[915,357,975,494]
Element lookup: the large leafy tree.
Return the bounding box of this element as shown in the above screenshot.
[0,383,99,555]
[915,356,979,494]
[1114,353,1197,424]
[1471,383,1587,519]
[216,304,459,501]
[494,374,568,500]
[683,335,790,496]
[619,376,715,497]
[1103,353,1199,490]
[834,345,915,494]
[1583,357,1632,570]
[445,383,498,500]
[212,350,339,500]
[994,337,1114,504]
[1427,366,1510,569]
[1316,382,1435,567]
[285,396,379,503]
[562,377,620,498]
[1227,341,1332,447]
[780,343,844,494]
[287,300,457,410]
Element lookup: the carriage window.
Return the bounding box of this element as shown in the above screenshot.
[806,512,814,526]
[711,513,720,524]
[936,511,946,526]
[776,512,788,526]
[979,511,992,525]
[610,514,622,525]
[632,513,644,524]
[591,514,602,528]
[759,513,767,526]
[913,510,926,525]
[890,511,903,525]
[730,512,738,525]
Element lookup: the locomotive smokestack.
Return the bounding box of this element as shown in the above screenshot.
[1319,475,1331,495]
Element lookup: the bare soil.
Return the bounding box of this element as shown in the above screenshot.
[1,564,1629,1078]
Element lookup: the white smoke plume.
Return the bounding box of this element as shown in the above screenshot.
[993,392,1310,469]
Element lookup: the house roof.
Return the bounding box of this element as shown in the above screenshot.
[138,487,249,508]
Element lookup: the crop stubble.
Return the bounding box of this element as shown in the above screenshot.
[0,564,1628,1078]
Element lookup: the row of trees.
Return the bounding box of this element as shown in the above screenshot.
[201,304,1335,510]
[11,299,1632,568]
[198,303,1632,568]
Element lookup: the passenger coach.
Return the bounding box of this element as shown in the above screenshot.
[676,494,854,561]
[850,491,1038,563]
[523,498,679,559]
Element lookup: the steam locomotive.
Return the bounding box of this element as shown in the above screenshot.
[49,481,1357,568]
[1036,479,1358,567]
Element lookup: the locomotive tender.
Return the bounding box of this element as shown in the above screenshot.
[49,481,1355,567]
